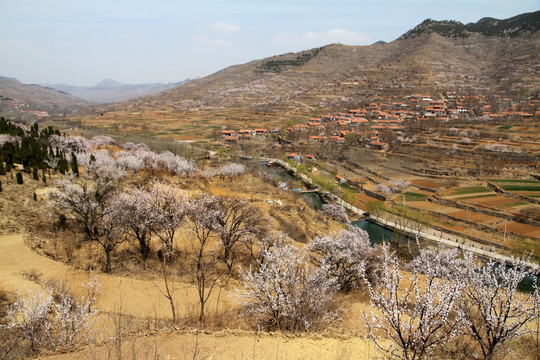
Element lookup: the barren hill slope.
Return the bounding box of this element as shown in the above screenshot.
[0,77,87,112]
[117,12,540,115]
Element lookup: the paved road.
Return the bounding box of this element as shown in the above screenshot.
[369,216,540,272]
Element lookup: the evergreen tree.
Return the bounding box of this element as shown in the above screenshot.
[71,152,79,177]
[42,173,47,183]
[33,192,37,201]
[0,180,2,192]
[16,171,23,184]
[0,160,5,175]
[33,166,39,181]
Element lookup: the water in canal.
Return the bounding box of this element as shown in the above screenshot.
[352,219,395,244]
[259,163,325,210]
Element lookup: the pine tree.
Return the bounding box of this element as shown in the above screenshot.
[16,172,23,184]
[0,180,3,192]
[42,173,47,183]
[71,152,79,177]
[33,166,39,181]
[33,192,37,201]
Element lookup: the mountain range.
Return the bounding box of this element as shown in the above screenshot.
[43,79,191,103]
[2,11,539,115]
[117,10,539,115]
[0,76,86,113]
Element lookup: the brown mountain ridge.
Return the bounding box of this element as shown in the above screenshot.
[116,11,539,116]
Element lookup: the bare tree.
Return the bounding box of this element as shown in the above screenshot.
[460,255,540,360]
[154,245,177,324]
[235,241,338,332]
[214,197,268,273]
[49,173,123,273]
[362,243,465,360]
[185,194,224,323]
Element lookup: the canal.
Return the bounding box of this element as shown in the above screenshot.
[259,162,326,210]
[259,160,538,292]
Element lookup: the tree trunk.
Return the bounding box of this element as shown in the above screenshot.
[105,250,112,274]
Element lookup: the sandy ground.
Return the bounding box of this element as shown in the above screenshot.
[41,331,382,360]
[0,233,380,359]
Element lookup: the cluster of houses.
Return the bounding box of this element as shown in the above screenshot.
[220,92,538,147]
[221,128,280,143]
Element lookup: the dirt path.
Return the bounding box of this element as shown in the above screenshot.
[41,330,380,360]
[0,234,235,323]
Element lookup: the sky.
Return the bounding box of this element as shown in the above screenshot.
[1,0,538,86]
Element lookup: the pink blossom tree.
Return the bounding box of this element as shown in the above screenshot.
[113,186,155,263]
[148,180,187,259]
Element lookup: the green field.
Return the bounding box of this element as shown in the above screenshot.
[456,193,498,200]
[450,186,492,196]
[403,192,429,201]
[500,201,528,208]
[500,185,540,192]
[489,179,540,184]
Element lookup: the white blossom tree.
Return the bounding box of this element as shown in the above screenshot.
[309,227,374,291]
[236,241,338,332]
[5,278,101,354]
[321,203,349,224]
[48,173,122,273]
[219,163,246,180]
[157,151,196,176]
[460,256,540,360]
[362,243,465,360]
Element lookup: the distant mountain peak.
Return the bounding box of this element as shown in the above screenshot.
[95,79,122,88]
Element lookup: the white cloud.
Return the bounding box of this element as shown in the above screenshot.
[211,22,241,32]
[271,29,373,48]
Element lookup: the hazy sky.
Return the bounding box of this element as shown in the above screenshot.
[2,0,538,86]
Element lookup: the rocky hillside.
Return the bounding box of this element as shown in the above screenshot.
[116,11,539,115]
[0,77,87,113]
[400,10,540,39]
